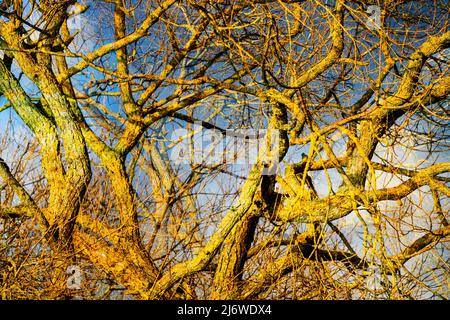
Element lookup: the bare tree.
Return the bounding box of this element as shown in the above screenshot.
[0,0,449,299]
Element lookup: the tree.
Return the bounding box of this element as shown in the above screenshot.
[0,0,449,299]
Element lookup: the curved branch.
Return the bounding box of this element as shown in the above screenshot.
[390,225,450,269]
[269,163,450,223]
[0,158,49,229]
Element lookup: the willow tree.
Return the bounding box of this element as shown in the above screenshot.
[0,0,449,299]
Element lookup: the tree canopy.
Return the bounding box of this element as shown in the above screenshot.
[0,0,449,299]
